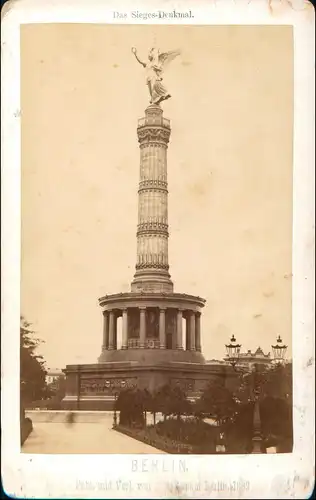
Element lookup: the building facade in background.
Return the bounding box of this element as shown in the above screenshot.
[206,347,272,370]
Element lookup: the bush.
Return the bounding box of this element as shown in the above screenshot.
[260,397,292,446]
[154,417,217,452]
[222,396,293,454]
[223,402,253,453]
[26,399,48,410]
[115,423,195,454]
[116,389,146,428]
[45,397,63,410]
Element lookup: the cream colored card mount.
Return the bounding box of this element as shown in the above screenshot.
[1,0,314,498]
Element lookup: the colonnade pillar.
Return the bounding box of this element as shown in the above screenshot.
[189,312,196,351]
[139,307,146,348]
[108,311,115,350]
[159,308,166,349]
[185,316,190,350]
[102,311,109,351]
[196,313,201,352]
[102,306,201,352]
[177,310,183,350]
[122,308,128,349]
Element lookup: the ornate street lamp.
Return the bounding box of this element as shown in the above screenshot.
[271,335,288,364]
[225,335,288,454]
[225,335,242,368]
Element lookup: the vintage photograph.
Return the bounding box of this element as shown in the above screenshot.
[20,23,293,455]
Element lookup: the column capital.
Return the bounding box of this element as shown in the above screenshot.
[137,126,171,146]
[139,306,147,311]
[159,307,167,312]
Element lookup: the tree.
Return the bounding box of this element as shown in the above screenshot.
[234,362,292,405]
[20,316,48,407]
[147,390,159,426]
[116,388,146,428]
[142,388,152,426]
[231,362,293,452]
[260,396,293,451]
[260,362,292,403]
[259,363,293,451]
[153,385,191,422]
[224,402,254,453]
[46,375,66,400]
[198,379,237,427]
[44,375,66,409]
[169,386,192,421]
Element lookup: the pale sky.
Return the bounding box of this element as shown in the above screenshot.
[21,24,293,369]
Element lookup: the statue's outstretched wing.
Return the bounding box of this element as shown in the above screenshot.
[158,49,181,68]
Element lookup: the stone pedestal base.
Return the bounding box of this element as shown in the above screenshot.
[62,361,236,411]
[97,347,205,364]
[131,271,174,294]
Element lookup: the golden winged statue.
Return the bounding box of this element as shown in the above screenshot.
[131,47,181,105]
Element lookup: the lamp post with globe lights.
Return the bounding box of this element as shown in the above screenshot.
[271,335,288,364]
[225,334,288,454]
[225,335,242,369]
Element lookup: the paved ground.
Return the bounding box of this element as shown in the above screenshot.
[22,413,166,454]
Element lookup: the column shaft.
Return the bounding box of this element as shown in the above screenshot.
[102,311,109,351]
[159,308,166,349]
[196,313,201,352]
[177,310,183,350]
[131,106,173,294]
[122,309,128,349]
[185,317,190,351]
[139,308,146,348]
[114,314,118,350]
[108,311,115,350]
[190,313,196,351]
